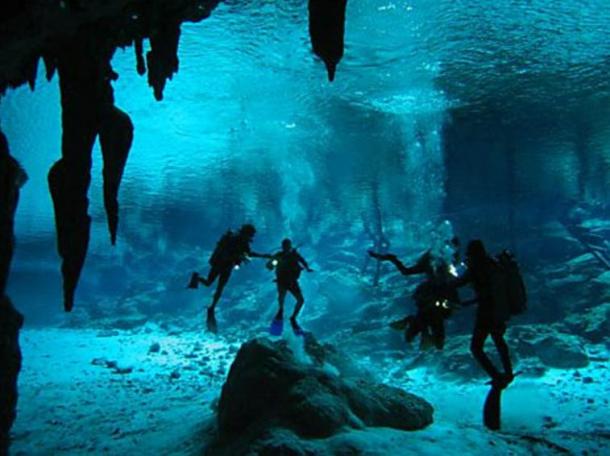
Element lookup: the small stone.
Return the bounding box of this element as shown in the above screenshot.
[113,367,133,375]
[91,358,107,366]
[148,342,161,353]
[582,376,594,384]
[105,360,118,369]
[170,370,181,380]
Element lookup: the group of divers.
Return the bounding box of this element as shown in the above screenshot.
[188,222,527,393]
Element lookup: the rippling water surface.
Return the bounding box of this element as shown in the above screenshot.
[2,0,610,243]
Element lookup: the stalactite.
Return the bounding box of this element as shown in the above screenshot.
[0,131,27,296]
[308,0,348,82]
[99,106,134,245]
[49,33,121,312]
[0,131,26,455]
[42,53,57,81]
[146,20,181,101]
[134,37,146,75]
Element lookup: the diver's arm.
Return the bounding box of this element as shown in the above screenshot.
[298,254,313,272]
[249,251,272,259]
[368,250,421,276]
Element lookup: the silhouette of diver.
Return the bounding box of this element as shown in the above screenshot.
[266,239,313,335]
[369,236,460,350]
[188,224,267,333]
[455,240,514,388]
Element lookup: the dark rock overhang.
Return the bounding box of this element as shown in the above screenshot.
[0,0,349,312]
[0,0,221,96]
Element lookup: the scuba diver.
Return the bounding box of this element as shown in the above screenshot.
[369,222,461,350]
[187,224,267,333]
[456,240,514,388]
[267,239,313,336]
[453,239,519,431]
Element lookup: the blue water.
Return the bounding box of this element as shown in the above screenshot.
[1,1,610,454]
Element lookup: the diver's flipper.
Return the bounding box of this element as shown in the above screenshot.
[483,385,502,430]
[290,319,305,336]
[187,272,199,289]
[269,318,284,336]
[389,316,412,331]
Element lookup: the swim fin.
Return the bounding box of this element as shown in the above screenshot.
[290,318,305,336]
[187,272,199,289]
[483,385,502,430]
[269,318,284,336]
[389,316,412,331]
[483,371,520,430]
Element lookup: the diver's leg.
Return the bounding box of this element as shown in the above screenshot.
[490,325,513,379]
[275,285,287,320]
[470,325,501,380]
[431,318,446,350]
[210,268,231,310]
[201,266,220,287]
[405,313,423,343]
[289,282,304,321]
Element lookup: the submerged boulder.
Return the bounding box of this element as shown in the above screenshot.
[207,335,433,455]
[564,303,610,343]
[534,334,589,369]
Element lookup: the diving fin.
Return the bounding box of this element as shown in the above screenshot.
[389,316,412,331]
[187,272,199,289]
[290,318,305,336]
[269,318,284,336]
[483,372,520,430]
[483,385,502,430]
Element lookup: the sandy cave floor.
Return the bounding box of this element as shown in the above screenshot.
[9,326,610,455]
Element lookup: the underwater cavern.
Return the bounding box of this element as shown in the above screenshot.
[1,0,610,454]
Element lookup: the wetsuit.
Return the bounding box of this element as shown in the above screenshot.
[272,248,310,321]
[375,251,458,349]
[457,256,513,382]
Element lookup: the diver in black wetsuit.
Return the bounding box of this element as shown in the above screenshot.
[456,240,514,388]
[188,224,267,332]
[369,239,460,350]
[268,239,313,333]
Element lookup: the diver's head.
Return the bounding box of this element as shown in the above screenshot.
[281,238,292,252]
[239,224,256,239]
[466,239,487,264]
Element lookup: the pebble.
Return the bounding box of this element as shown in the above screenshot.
[113,367,133,375]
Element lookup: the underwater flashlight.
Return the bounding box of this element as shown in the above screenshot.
[272,259,278,266]
[441,300,449,309]
[234,265,240,271]
[449,264,458,277]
